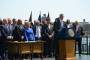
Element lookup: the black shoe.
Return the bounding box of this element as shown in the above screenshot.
[45,55,48,58]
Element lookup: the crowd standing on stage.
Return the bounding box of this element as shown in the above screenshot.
[0,14,85,60]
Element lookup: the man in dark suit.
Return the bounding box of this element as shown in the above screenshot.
[11,18,17,31]
[8,18,14,41]
[65,19,72,28]
[13,19,24,41]
[0,18,13,60]
[41,21,47,40]
[73,21,85,56]
[53,14,65,60]
[43,18,54,57]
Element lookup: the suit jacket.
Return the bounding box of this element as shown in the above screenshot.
[33,26,42,37]
[13,24,24,41]
[0,25,3,41]
[53,18,65,37]
[2,24,12,38]
[0,24,9,50]
[11,24,16,31]
[43,24,53,38]
[73,25,84,37]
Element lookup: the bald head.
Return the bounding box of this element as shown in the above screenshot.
[66,19,70,24]
[18,19,22,25]
[8,18,12,24]
[3,18,8,24]
[59,14,64,20]
[35,20,40,26]
[75,20,79,25]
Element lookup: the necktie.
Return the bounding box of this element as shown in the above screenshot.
[76,26,78,32]
[10,25,12,32]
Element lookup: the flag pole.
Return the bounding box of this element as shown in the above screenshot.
[40,11,41,15]
[31,11,32,23]
[40,11,41,23]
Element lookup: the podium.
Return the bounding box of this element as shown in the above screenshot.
[56,28,78,60]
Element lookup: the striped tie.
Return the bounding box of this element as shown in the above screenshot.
[76,26,78,32]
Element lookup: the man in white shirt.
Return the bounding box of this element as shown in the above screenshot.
[33,20,42,41]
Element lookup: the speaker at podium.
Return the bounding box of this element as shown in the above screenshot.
[56,28,78,60]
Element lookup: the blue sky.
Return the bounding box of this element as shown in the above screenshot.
[0,0,90,23]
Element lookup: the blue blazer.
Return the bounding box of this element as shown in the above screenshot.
[2,24,12,39]
[24,27,35,41]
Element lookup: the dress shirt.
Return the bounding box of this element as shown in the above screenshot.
[35,26,41,38]
[59,19,64,28]
[47,24,50,29]
[67,24,70,28]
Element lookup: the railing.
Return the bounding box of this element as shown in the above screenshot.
[76,35,90,55]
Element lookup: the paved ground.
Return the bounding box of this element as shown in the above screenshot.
[75,54,90,60]
[22,54,90,60]
[0,54,90,60]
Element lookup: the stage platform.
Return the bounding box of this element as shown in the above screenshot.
[19,54,90,60]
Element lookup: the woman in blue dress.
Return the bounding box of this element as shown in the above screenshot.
[24,22,35,41]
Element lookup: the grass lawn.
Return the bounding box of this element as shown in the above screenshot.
[76,51,90,55]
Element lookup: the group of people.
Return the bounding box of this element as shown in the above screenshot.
[0,14,85,60]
